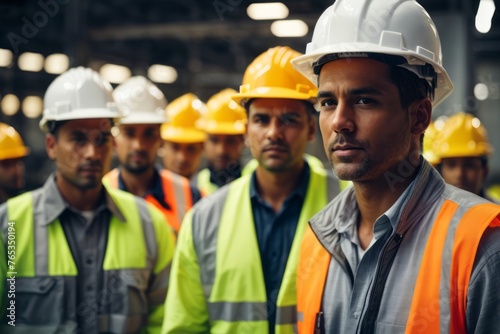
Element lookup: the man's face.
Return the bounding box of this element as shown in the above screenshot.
[46,119,113,190]
[204,134,244,171]
[318,58,417,183]
[162,141,204,179]
[0,158,25,196]
[440,157,487,195]
[114,124,162,174]
[246,98,314,173]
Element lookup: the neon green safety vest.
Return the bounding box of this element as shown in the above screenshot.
[195,168,220,196]
[164,164,339,333]
[0,185,174,333]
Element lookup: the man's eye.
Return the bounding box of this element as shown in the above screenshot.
[357,98,375,105]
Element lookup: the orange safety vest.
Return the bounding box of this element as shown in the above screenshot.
[297,201,500,333]
[104,168,194,233]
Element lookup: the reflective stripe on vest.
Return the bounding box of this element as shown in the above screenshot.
[4,191,77,277]
[296,200,500,334]
[196,168,219,196]
[406,202,500,333]
[2,187,160,331]
[103,168,193,232]
[192,168,336,334]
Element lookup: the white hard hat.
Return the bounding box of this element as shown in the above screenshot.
[40,67,121,132]
[113,76,167,124]
[292,0,454,107]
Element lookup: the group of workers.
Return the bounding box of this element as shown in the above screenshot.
[1,0,500,333]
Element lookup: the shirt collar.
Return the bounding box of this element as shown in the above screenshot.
[209,162,243,188]
[42,173,126,226]
[250,160,311,203]
[336,167,419,238]
[117,167,167,205]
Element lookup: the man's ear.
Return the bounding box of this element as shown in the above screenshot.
[410,98,432,135]
[45,134,57,160]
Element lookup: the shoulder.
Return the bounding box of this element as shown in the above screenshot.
[470,226,500,286]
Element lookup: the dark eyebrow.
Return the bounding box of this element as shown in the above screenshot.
[317,91,335,99]
[347,87,383,96]
[317,87,384,99]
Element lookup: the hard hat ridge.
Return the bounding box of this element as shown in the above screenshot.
[113,75,167,124]
[40,66,121,132]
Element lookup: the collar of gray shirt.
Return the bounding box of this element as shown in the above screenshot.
[41,173,127,226]
[340,170,419,256]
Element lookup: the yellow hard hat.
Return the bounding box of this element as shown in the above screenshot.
[0,122,30,160]
[232,46,318,104]
[197,88,247,135]
[422,122,441,165]
[434,112,493,159]
[161,93,207,143]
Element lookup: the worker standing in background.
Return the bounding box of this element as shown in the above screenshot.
[193,88,247,195]
[0,123,29,204]
[434,112,499,202]
[291,0,500,332]
[160,93,206,180]
[104,76,202,233]
[0,67,175,333]
[421,120,441,167]
[162,46,340,334]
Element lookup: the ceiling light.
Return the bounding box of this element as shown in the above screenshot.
[472,117,482,128]
[474,83,489,101]
[99,64,131,84]
[22,96,43,118]
[247,2,289,20]
[476,0,496,34]
[44,53,70,74]
[0,48,13,67]
[1,94,20,116]
[271,20,308,37]
[18,52,44,72]
[148,64,178,84]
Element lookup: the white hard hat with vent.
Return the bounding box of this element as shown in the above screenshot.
[40,67,121,132]
[113,76,167,124]
[292,0,454,107]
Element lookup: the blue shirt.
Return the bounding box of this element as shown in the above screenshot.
[250,162,310,334]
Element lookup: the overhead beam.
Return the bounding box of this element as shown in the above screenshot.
[88,16,319,41]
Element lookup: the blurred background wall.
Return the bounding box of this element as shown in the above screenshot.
[0,0,498,190]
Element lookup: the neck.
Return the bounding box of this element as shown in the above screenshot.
[255,160,304,212]
[120,167,156,197]
[55,174,103,211]
[353,164,418,249]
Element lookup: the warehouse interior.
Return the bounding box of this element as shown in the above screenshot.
[0,0,499,190]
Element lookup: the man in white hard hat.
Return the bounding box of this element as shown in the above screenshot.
[0,67,175,333]
[104,76,202,233]
[292,0,500,333]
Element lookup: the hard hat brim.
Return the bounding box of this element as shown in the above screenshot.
[202,121,246,135]
[39,108,122,132]
[161,126,207,143]
[0,146,30,160]
[291,45,454,108]
[119,112,167,125]
[232,87,316,104]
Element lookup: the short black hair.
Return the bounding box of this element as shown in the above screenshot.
[387,65,433,109]
[46,120,68,137]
